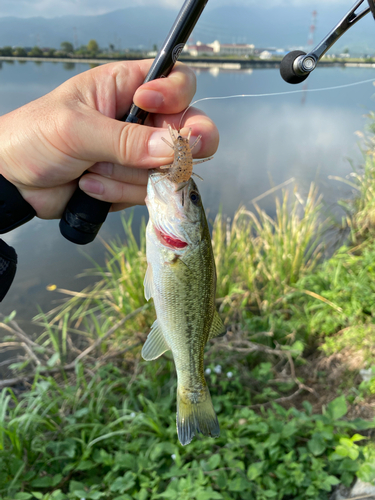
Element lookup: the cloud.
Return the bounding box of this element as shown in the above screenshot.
[211,0,350,8]
[0,0,350,18]
[0,0,183,18]
[260,0,345,4]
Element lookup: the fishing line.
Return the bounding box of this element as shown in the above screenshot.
[179,77,375,130]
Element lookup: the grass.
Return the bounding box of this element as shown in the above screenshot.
[3,119,375,498]
[213,183,324,312]
[0,363,374,500]
[44,213,150,324]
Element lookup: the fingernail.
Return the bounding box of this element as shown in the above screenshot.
[89,162,114,177]
[135,89,164,112]
[188,135,201,153]
[148,130,174,158]
[80,178,104,195]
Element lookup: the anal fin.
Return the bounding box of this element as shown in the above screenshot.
[141,319,169,361]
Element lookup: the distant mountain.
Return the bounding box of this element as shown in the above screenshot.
[0,8,177,50]
[0,4,374,55]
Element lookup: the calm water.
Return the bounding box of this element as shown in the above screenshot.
[1,60,375,321]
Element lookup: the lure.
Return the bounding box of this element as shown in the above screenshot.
[158,124,213,185]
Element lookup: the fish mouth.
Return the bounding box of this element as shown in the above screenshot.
[154,226,188,250]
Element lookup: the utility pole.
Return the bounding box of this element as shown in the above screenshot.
[302,10,317,105]
[307,10,317,51]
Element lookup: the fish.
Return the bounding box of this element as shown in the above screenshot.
[142,169,226,446]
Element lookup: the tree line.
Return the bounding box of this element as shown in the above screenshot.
[0,40,149,58]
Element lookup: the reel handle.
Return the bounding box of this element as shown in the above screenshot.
[280,0,371,84]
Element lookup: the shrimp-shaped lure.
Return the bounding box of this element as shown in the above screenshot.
[159,125,213,185]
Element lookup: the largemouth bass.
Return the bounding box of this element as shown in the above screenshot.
[142,170,225,446]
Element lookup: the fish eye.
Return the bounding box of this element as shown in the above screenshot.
[189,191,201,205]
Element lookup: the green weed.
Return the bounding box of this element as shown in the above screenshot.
[0,364,374,500]
[213,184,323,311]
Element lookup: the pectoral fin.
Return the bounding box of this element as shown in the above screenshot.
[141,319,170,361]
[144,264,154,301]
[208,311,226,340]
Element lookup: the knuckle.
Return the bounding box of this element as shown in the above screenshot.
[120,183,129,203]
[108,180,128,204]
[117,126,130,163]
[54,107,84,154]
[174,63,196,93]
[117,125,144,165]
[128,167,145,185]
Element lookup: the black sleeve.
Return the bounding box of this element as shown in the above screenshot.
[0,239,17,302]
[0,174,36,302]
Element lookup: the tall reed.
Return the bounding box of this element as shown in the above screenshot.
[213,183,324,312]
[34,214,150,357]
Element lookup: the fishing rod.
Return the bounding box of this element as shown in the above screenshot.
[280,0,375,84]
[59,0,209,245]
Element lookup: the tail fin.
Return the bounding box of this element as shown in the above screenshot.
[176,385,220,446]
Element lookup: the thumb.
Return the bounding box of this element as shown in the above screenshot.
[68,108,174,169]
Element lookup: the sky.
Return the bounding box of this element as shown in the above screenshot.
[0,0,351,18]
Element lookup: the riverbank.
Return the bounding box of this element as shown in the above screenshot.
[1,54,375,70]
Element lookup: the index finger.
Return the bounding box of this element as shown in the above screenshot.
[72,60,197,119]
[133,62,197,115]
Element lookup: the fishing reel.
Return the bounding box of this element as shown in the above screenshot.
[280,0,375,84]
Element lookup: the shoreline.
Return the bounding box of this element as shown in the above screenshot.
[1,55,375,70]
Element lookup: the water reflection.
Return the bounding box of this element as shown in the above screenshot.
[208,67,219,78]
[0,61,374,321]
[63,62,76,71]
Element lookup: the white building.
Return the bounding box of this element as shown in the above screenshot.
[184,40,254,57]
[184,41,214,56]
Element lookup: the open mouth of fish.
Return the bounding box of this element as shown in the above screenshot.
[154,226,188,250]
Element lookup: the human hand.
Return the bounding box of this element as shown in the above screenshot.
[0,60,219,219]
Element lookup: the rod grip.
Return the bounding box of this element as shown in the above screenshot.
[59,188,111,245]
[59,107,147,244]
